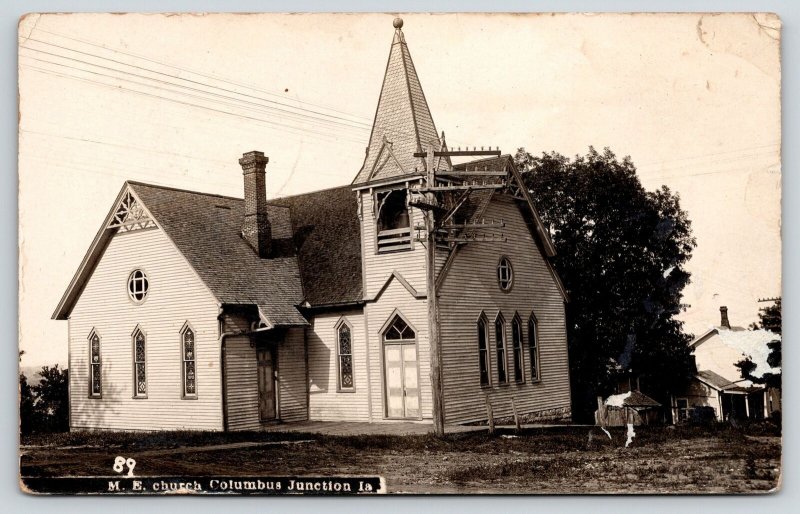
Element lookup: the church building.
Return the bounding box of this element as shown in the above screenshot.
[53,18,572,431]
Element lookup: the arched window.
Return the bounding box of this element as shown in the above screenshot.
[132,327,147,397]
[376,189,412,252]
[477,314,490,386]
[383,314,416,340]
[529,314,540,381]
[88,329,102,397]
[336,320,355,391]
[495,313,508,384]
[512,315,524,383]
[180,324,197,398]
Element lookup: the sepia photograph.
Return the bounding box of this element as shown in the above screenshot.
[17,11,781,495]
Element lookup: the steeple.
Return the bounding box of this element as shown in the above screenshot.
[352,17,444,185]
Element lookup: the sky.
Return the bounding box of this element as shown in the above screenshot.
[18,12,781,367]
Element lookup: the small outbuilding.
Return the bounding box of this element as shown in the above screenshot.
[595,390,661,427]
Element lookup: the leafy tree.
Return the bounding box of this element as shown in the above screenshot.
[19,372,36,436]
[516,147,697,421]
[736,299,781,390]
[33,365,70,433]
[750,298,781,335]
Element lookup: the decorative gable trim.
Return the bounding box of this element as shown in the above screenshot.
[366,137,409,183]
[108,190,156,232]
[369,270,425,302]
[52,182,217,320]
[52,184,144,320]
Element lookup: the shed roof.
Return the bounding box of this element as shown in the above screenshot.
[605,390,661,408]
[695,369,736,391]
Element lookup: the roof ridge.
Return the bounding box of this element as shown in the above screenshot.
[126,180,244,202]
[453,154,513,168]
[128,179,355,205]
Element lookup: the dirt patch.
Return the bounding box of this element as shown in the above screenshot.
[20,423,781,494]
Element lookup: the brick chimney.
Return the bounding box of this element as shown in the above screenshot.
[239,151,271,258]
[719,306,731,329]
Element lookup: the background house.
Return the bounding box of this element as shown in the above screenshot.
[672,306,781,423]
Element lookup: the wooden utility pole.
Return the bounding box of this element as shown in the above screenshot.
[412,142,506,436]
[425,142,446,436]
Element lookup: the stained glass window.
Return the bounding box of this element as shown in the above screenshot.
[495,315,508,383]
[133,329,146,396]
[477,316,490,386]
[337,322,354,391]
[528,315,540,381]
[128,269,149,303]
[512,317,524,382]
[89,331,101,397]
[384,315,416,340]
[182,326,197,397]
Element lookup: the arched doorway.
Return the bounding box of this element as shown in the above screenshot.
[381,312,421,419]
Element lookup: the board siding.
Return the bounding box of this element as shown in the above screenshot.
[364,280,432,421]
[278,327,308,422]
[224,335,260,430]
[69,228,223,431]
[360,191,427,298]
[307,308,371,421]
[438,197,572,424]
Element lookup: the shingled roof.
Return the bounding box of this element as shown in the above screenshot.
[270,185,363,307]
[352,20,443,185]
[128,182,307,326]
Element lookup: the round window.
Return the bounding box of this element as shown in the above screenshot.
[497,257,513,291]
[128,269,149,303]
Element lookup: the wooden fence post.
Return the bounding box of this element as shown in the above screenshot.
[511,397,521,432]
[485,396,495,435]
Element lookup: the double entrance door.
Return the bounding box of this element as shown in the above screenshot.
[384,342,420,419]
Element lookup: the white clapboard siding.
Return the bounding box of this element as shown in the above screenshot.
[69,228,222,431]
[224,335,259,430]
[360,191,427,298]
[307,309,370,421]
[438,197,572,424]
[364,279,432,421]
[278,327,307,422]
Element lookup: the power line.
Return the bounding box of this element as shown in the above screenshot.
[20,36,374,131]
[30,25,376,124]
[18,46,372,137]
[19,34,472,152]
[21,129,242,168]
[20,63,370,146]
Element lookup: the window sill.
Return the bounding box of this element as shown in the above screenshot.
[181,395,199,400]
[337,388,356,394]
[88,395,102,400]
[376,247,412,255]
[132,395,148,400]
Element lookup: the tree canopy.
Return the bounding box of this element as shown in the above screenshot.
[737,298,781,390]
[19,364,69,434]
[516,147,696,421]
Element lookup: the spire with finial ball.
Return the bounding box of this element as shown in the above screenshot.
[393,17,403,29]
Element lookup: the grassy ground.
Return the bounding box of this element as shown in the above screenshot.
[20,422,781,494]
